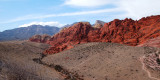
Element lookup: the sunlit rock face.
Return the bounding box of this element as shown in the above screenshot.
[93,20,105,28]
[138,37,160,48]
[29,15,160,54]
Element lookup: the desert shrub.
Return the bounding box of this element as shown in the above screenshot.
[33,58,43,64]
[54,65,63,72]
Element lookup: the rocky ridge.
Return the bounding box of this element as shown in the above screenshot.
[0,25,60,41]
[29,15,160,54]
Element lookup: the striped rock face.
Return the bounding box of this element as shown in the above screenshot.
[30,15,160,54]
[138,37,160,48]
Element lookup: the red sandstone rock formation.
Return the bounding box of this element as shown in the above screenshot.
[138,37,160,48]
[44,22,93,54]
[29,34,51,43]
[29,15,160,54]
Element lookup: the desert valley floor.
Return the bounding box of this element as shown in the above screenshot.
[0,41,160,80]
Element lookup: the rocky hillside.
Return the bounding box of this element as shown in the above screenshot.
[138,37,160,48]
[29,15,160,54]
[29,20,105,43]
[0,41,63,80]
[0,25,60,41]
[2,41,160,80]
[42,42,160,80]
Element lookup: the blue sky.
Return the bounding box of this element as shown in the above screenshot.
[0,0,160,31]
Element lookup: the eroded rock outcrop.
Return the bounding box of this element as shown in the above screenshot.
[93,20,105,28]
[29,15,160,54]
[138,37,160,48]
[29,34,51,43]
[44,22,93,54]
[143,53,160,70]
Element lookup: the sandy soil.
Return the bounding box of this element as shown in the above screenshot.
[42,42,160,80]
[1,41,160,80]
[0,41,63,80]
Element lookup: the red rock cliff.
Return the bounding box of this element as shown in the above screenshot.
[29,15,160,54]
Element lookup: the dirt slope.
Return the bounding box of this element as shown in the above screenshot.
[42,42,160,80]
[0,41,63,80]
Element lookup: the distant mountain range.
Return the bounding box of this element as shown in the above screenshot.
[0,20,105,41]
[0,25,60,41]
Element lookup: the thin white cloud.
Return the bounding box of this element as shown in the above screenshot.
[19,21,64,27]
[64,0,114,7]
[1,8,121,23]
[118,0,160,19]
[2,0,160,24]
[64,0,160,19]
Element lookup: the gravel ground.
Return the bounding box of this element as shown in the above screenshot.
[42,42,160,80]
[0,41,63,80]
